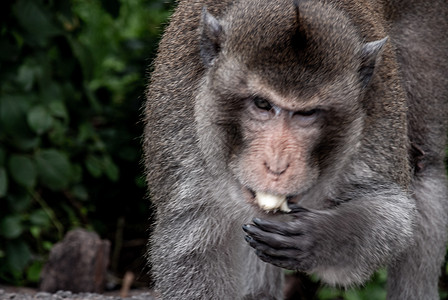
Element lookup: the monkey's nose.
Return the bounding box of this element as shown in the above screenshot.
[264,161,289,176]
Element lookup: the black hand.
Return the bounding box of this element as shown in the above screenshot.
[242,208,316,271]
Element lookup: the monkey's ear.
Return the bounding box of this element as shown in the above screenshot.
[359,37,388,88]
[200,7,224,67]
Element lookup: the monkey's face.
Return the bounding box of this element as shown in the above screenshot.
[220,77,363,210]
[196,0,377,210]
[195,46,365,209]
[194,62,364,211]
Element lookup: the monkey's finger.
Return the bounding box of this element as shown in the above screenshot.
[252,217,302,236]
[245,235,300,258]
[242,224,298,248]
[255,250,301,271]
[287,204,311,213]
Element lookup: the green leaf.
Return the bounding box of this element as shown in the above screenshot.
[78,122,95,143]
[26,260,43,283]
[72,184,89,201]
[103,156,119,182]
[27,105,54,135]
[29,226,41,239]
[13,0,61,45]
[68,36,95,83]
[0,95,30,135]
[0,215,23,239]
[48,101,69,121]
[35,149,72,190]
[16,60,41,91]
[5,239,32,273]
[6,192,32,213]
[85,154,103,178]
[376,268,387,282]
[344,290,363,300]
[29,209,51,227]
[43,241,53,251]
[0,168,8,198]
[8,155,37,188]
[317,287,341,300]
[0,95,39,151]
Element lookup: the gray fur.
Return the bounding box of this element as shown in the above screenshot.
[143,0,448,299]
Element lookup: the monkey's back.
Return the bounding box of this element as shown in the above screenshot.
[386,1,448,165]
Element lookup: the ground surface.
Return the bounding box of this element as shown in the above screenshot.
[0,287,156,300]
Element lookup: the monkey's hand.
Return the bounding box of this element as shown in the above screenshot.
[242,205,319,272]
[242,192,415,286]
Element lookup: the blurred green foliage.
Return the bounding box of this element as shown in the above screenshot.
[0,0,172,286]
[0,0,447,299]
[316,270,387,300]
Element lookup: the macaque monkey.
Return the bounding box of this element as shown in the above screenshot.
[143,0,448,298]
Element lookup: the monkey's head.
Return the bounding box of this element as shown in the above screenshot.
[195,0,387,209]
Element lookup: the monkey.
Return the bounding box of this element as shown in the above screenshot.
[143,0,448,299]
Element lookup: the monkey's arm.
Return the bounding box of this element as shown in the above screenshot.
[243,182,415,287]
[150,205,244,298]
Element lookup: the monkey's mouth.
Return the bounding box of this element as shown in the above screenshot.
[244,187,296,213]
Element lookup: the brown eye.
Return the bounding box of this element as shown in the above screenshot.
[253,97,272,111]
[295,109,318,117]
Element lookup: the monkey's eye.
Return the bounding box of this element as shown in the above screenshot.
[293,109,320,126]
[295,109,318,117]
[253,97,272,111]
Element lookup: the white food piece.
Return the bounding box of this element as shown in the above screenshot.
[255,191,291,212]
